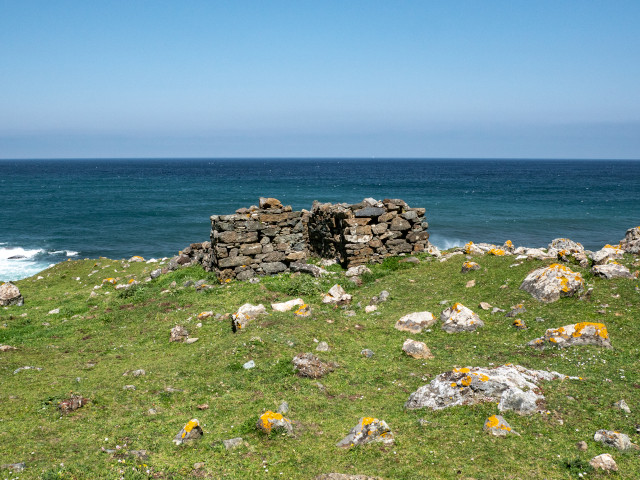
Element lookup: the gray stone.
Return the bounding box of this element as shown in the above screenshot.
[243,360,255,369]
[520,264,584,302]
[361,349,374,358]
[614,399,631,413]
[590,453,618,472]
[548,238,584,254]
[591,263,634,279]
[292,352,337,378]
[290,262,329,277]
[440,303,484,333]
[590,245,624,265]
[222,437,244,450]
[261,262,287,274]
[316,341,330,352]
[173,419,203,445]
[528,322,611,349]
[402,339,433,359]
[150,268,162,279]
[483,415,518,436]
[395,311,436,334]
[170,325,189,343]
[594,429,633,451]
[256,410,293,435]
[236,269,256,281]
[354,207,385,218]
[619,226,640,254]
[0,462,25,473]
[336,417,394,448]
[505,303,526,317]
[218,255,252,268]
[0,282,23,306]
[389,217,411,231]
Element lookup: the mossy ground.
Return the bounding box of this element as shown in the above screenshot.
[1,252,639,479]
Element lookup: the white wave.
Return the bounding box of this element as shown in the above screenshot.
[0,246,44,261]
[0,246,72,282]
[428,234,468,251]
[66,251,79,257]
[49,250,80,257]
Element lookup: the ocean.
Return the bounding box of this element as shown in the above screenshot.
[1,158,638,282]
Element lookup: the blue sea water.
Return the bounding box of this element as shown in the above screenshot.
[1,158,638,281]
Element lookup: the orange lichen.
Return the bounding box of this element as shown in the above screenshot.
[181,419,199,438]
[453,367,470,373]
[485,415,511,431]
[464,242,474,254]
[489,248,505,256]
[572,322,608,339]
[360,417,376,428]
[258,411,287,433]
[460,375,473,387]
[103,278,116,284]
[504,240,513,248]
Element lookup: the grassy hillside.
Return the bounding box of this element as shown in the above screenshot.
[1,251,639,479]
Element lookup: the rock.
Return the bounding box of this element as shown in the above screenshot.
[591,244,624,265]
[48,308,60,315]
[336,417,394,448]
[290,262,330,278]
[594,429,633,451]
[185,337,199,344]
[197,404,209,410]
[243,360,255,369]
[123,384,136,391]
[614,399,631,413]
[520,264,584,302]
[402,339,433,359]
[591,263,634,279]
[483,415,518,436]
[465,279,476,288]
[361,349,374,358]
[354,207,385,218]
[222,437,244,450]
[59,394,89,413]
[590,453,618,472]
[528,322,611,349]
[478,302,492,310]
[426,243,441,257]
[278,401,289,414]
[346,265,372,277]
[271,298,305,312]
[170,325,189,342]
[0,345,17,352]
[322,284,352,305]
[129,255,145,262]
[292,353,337,378]
[232,303,267,331]
[0,282,23,306]
[549,238,584,254]
[512,319,526,330]
[150,268,162,279]
[576,441,588,451]
[294,303,311,318]
[405,364,575,413]
[498,387,539,415]
[0,462,25,473]
[461,261,480,273]
[440,303,484,333]
[369,290,390,305]
[316,341,329,352]
[619,226,640,254]
[259,197,283,209]
[256,410,293,435]
[364,305,378,313]
[395,311,436,334]
[505,303,526,317]
[173,419,203,445]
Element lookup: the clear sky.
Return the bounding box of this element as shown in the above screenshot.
[1,1,639,159]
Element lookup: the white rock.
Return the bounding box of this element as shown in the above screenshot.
[440,303,484,333]
[395,311,436,334]
[589,453,618,471]
[271,298,305,312]
[345,265,372,277]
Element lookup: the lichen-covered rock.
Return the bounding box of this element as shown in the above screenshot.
[294,303,311,318]
[505,303,526,317]
[483,415,518,436]
[461,261,480,273]
[292,353,337,378]
[395,311,436,333]
[271,298,305,312]
[464,241,486,255]
[169,325,189,342]
[528,322,611,349]
[173,419,203,445]
[256,410,293,435]
[512,318,527,330]
[549,238,584,254]
[0,282,23,306]
[520,264,584,302]
[405,364,575,413]
[619,226,640,254]
[322,284,352,305]
[440,303,484,333]
[59,394,89,413]
[590,244,624,265]
[594,430,633,451]
[336,417,394,448]
[402,339,433,359]
[370,290,390,305]
[589,453,618,471]
[591,263,634,279]
[614,399,631,413]
[232,303,266,330]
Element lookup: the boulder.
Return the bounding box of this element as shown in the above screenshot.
[294,303,311,318]
[259,197,283,209]
[292,353,337,378]
[548,238,584,254]
[395,311,436,333]
[271,298,305,312]
[591,263,634,279]
[402,339,433,359]
[336,417,394,448]
[461,261,480,273]
[619,226,640,254]
[589,453,618,472]
[345,265,372,277]
[440,303,484,333]
[169,325,189,343]
[483,415,518,436]
[528,322,611,349]
[256,410,293,435]
[590,244,624,265]
[405,364,575,413]
[594,430,633,451]
[232,303,266,331]
[173,419,203,445]
[0,282,23,306]
[520,264,584,302]
[322,284,352,305]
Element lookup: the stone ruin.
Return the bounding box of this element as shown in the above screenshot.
[185,197,431,280]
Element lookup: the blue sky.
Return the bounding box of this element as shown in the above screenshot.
[1,1,639,159]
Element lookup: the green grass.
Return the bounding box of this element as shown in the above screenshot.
[1,253,639,479]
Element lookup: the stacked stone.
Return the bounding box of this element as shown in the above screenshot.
[210,198,308,280]
[181,242,213,270]
[308,198,429,267]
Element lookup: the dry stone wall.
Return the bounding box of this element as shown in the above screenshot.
[199,197,429,280]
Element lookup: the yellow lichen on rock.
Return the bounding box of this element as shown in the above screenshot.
[464,242,474,254]
[258,411,286,433]
[572,322,608,339]
[182,419,199,438]
[489,248,505,256]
